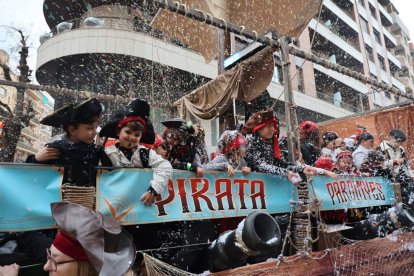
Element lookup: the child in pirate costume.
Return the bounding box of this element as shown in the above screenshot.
[27,98,112,187]
[99,99,172,206]
[161,118,204,177]
[20,98,111,265]
[243,110,337,183]
[203,130,251,177]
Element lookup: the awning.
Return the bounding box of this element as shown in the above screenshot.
[152,0,323,63]
[173,47,274,120]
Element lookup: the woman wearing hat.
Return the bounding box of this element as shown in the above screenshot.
[243,110,337,183]
[43,202,135,275]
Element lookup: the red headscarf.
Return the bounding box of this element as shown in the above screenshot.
[52,231,89,262]
[116,116,147,133]
[252,118,281,159]
[221,134,247,154]
[299,121,318,140]
[315,157,335,171]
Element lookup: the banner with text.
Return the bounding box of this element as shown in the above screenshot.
[96,169,297,225]
[0,164,62,231]
[309,176,396,210]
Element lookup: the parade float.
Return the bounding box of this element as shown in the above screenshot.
[1,1,414,275]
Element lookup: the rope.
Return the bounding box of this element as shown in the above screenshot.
[138,241,212,253]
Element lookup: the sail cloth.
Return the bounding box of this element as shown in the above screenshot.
[152,0,323,63]
[173,47,274,120]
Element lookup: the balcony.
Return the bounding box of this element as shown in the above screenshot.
[390,13,410,37]
[383,28,397,48]
[36,19,218,86]
[368,60,378,76]
[323,0,358,32]
[309,19,363,63]
[316,91,362,113]
[392,76,406,92]
[16,142,37,154]
[313,64,368,94]
[378,3,393,26]
[387,51,401,68]
[380,69,389,84]
[357,2,368,21]
[21,128,39,139]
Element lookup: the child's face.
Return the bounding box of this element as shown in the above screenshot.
[118,126,142,149]
[68,122,98,144]
[166,134,180,147]
[154,144,167,159]
[338,157,352,171]
[258,123,274,140]
[335,138,346,150]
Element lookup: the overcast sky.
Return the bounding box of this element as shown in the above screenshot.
[0,0,413,77]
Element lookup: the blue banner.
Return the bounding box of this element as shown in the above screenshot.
[0,164,62,231]
[309,176,396,210]
[96,169,297,225]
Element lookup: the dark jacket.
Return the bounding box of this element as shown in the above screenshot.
[27,135,112,186]
[166,136,201,172]
[245,134,305,177]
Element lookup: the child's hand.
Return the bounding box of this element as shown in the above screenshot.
[35,146,60,162]
[288,171,302,186]
[227,165,235,177]
[196,167,204,177]
[242,166,251,175]
[324,170,338,179]
[140,191,156,206]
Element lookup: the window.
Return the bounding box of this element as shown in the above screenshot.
[359,17,369,34]
[384,91,391,99]
[0,86,6,97]
[358,0,365,7]
[296,66,304,93]
[369,4,377,19]
[374,29,382,44]
[378,55,386,70]
[365,45,374,61]
[272,65,283,84]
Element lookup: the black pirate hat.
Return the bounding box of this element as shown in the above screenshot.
[99,99,155,144]
[40,98,102,127]
[161,118,195,134]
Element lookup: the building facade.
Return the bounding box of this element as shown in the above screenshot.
[0,49,54,162]
[35,0,414,149]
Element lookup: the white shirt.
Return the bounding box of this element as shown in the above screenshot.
[352,145,370,169]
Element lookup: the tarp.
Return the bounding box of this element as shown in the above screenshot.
[0,164,62,231]
[152,0,323,63]
[96,169,297,225]
[173,47,274,120]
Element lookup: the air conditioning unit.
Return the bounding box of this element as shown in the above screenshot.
[324,20,332,28]
[329,54,337,63]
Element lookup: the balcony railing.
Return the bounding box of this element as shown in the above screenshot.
[21,128,38,139]
[16,142,37,154]
[315,18,360,51]
[316,91,361,113]
[42,16,189,50]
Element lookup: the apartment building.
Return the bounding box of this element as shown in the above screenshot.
[0,49,54,161]
[35,0,413,148]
